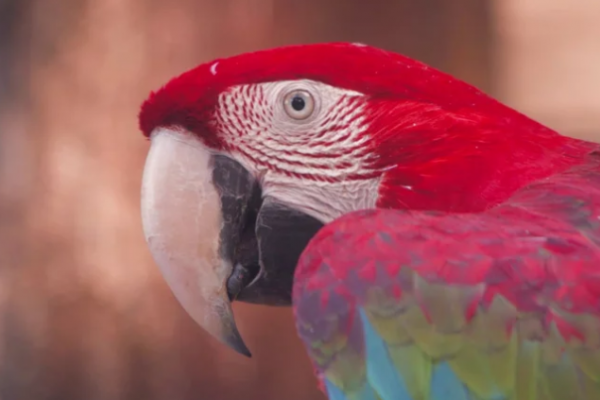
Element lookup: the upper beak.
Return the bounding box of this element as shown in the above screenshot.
[140,128,254,356]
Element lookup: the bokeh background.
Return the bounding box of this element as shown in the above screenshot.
[0,1,599,399]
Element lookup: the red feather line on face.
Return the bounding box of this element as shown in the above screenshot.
[213,85,373,184]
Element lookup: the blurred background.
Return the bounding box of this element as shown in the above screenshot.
[0,1,599,399]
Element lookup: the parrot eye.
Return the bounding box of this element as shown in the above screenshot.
[283,90,315,120]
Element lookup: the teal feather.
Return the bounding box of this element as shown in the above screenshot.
[360,306,478,400]
[359,309,413,400]
[430,362,472,400]
[325,380,350,400]
[325,379,378,400]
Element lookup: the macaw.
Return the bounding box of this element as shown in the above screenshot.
[138,42,600,399]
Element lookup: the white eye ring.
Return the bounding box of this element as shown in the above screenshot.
[283,89,315,120]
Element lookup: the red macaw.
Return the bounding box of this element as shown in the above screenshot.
[138,42,600,399]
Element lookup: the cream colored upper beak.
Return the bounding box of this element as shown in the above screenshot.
[141,127,249,356]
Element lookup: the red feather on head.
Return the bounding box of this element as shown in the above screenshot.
[139,42,596,213]
[140,42,511,140]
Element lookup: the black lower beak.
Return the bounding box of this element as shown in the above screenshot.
[235,197,324,304]
[211,155,324,306]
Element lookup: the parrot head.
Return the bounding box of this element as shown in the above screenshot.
[138,42,579,356]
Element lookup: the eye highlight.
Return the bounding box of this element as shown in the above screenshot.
[283,90,315,120]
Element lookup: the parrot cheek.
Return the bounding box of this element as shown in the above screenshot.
[140,127,254,356]
[234,197,324,305]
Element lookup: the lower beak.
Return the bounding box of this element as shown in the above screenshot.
[140,128,253,356]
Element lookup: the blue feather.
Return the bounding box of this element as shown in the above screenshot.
[358,308,480,400]
[325,379,379,400]
[359,309,414,400]
[325,380,349,400]
[430,362,472,400]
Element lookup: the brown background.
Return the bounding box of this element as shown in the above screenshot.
[0,1,598,399]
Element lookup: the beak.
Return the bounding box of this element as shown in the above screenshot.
[141,128,254,356]
[141,127,324,357]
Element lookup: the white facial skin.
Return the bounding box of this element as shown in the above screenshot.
[213,79,382,223]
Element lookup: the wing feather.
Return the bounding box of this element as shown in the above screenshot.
[293,160,600,400]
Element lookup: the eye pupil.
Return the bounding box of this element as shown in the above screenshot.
[291,96,306,111]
